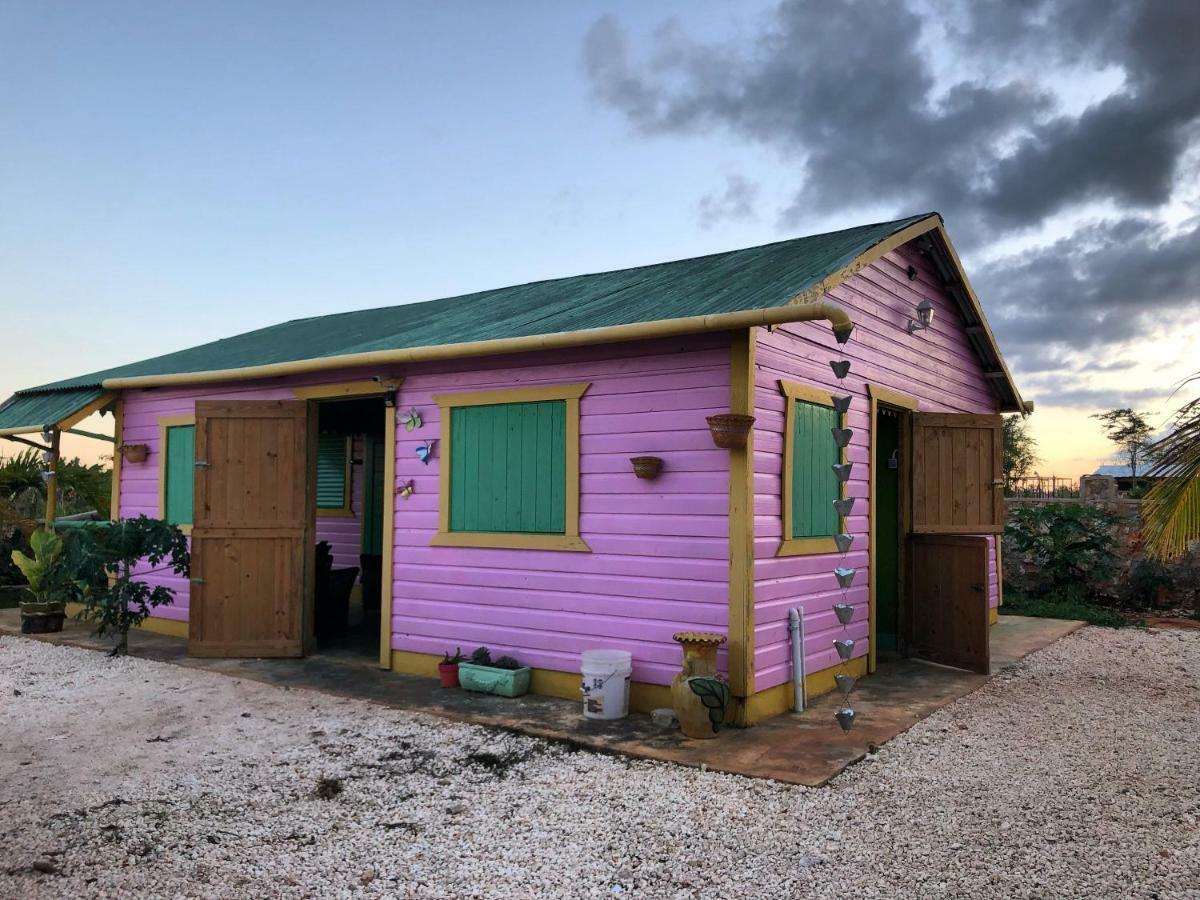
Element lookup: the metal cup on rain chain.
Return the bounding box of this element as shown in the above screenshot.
[835,673,856,697]
[834,567,857,590]
[832,395,852,415]
[833,497,855,517]
[831,427,853,448]
[835,707,856,732]
[831,463,853,482]
[830,360,851,379]
[833,602,854,625]
[833,533,854,554]
[834,638,855,661]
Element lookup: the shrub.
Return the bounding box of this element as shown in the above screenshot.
[1124,558,1174,609]
[1005,503,1121,604]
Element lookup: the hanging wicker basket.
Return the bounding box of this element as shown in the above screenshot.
[630,456,664,480]
[120,443,149,464]
[706,414,755,449]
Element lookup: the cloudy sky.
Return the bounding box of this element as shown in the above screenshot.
[2,1,1197,477]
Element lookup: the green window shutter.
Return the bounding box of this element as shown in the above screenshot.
[164,424,195,526]
[791,400,840,539]
[449,400,566,534]
[317,434,349,510]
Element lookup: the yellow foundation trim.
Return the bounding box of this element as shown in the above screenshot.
[389,650,672,713]
[742,656,870,724]
[62,603,189,639]
[989,606,999,625]
[728,329,756,707]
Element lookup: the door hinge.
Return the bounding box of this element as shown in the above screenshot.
[189,577,205,584]
[971,583,985,592]
[194,460,210,468]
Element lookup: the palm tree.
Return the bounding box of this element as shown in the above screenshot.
[1142,387,1200,560]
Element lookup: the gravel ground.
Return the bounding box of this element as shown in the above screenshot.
[2,628,1199,899]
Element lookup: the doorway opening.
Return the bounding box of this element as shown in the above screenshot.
[311,396,387,662]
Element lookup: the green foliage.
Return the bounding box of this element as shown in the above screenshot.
[0,448,113,518]
[492,655,522,671]
[10,528,71,603]
[1002,588,1132,628]
[687,676,731,732]
[66,516,189,654]
[1005,503,1121,603]
[0,521,31,588]
[1092,408,1155,479]
[1002,414,1039,486]
[1123,559,1175,609]
[440,647,465,665]
[1143,391,1200,560]
[469,646,492,666]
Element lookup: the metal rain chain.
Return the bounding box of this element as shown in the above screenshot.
[827,324,862,734]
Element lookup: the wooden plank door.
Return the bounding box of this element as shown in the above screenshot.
[906,534,990,673]
[189,400,315,658]
[911,413,1004,534]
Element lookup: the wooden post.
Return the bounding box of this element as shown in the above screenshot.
[43,427,61,528]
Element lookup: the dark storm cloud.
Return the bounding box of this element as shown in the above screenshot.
[697,175,759,228]
[583,0,1200,399]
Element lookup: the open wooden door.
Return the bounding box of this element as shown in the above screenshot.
[189,400,315,658]
[911,413,1004,534]
[907,535,990,673]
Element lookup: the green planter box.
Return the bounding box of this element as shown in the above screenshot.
[457,663,531,698]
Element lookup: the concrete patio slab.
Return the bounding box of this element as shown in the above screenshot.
[0,611,1084,786]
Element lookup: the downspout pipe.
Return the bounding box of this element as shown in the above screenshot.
[788,607,806,713]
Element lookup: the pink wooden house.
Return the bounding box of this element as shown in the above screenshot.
[0,213,1025,723]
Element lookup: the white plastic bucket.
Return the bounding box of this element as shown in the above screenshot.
[580,649,633,720]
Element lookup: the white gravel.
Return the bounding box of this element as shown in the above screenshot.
[2,627,1199,899]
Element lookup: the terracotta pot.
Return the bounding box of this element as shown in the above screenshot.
[706,414,755,450]
[120,443,149,464]
[670,631,728,739]
[630,456,664,480]
[437,662,460,689]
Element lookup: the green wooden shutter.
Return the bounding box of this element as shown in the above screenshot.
[449,400,566,534]
[164,424,195,526]
[791,400,840,539]
[316,434,349,510]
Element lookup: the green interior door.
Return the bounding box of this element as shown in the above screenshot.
[875,408,901,652]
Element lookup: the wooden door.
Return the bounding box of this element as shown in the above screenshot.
[911,413,1004,534]
[189,400,315,658]
[906,534,990,673]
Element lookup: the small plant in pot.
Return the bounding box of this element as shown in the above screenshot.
[457,646,532,698]
[438,647,465,688]
[10,528,71,634]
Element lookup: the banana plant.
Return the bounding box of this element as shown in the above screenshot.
[10,528,67,603]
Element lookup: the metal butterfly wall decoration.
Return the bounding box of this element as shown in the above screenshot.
[398,479,415,499]
[399,408,423,432]
[415,440,436,465]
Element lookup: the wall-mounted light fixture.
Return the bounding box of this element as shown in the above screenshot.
[906,298,934,335]
[906,265,918,281]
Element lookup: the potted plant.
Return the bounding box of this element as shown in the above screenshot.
[457,646,532,698]
[438,647,465,688]
[11,528,71,633]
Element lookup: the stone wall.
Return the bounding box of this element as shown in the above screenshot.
[1004,496,1200,612]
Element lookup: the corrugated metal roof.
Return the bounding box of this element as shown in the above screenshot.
[2,213,1023,412]
[0,388,105,435]
[19,214,931,394]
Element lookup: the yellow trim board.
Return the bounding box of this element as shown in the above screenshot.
[996,534,1004,607]
[727,329,756,707]
[989,606,999,626]
[57,392,116,432]
[777,378,846,559]
[109,399,123,519]
[379,404,398,668]
[432,382,591,553]
[292,378,402,401]
[389,650,672,713]
[157,414,195,537]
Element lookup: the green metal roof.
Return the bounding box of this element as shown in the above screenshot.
[0,388,105,436]
[3,213,1021,422]
[19,214,932,395]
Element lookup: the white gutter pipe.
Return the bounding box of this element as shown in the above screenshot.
[788,607,806,713]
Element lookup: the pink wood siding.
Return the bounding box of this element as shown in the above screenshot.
[391,336,732,687]
[753,242,1002,692]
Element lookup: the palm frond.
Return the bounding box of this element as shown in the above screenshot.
[1142,399,1200,560]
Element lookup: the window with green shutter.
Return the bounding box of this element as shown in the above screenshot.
[316,433,351,514]
[432,383,590,552]
[778,381,843,556]
[162,422,195,528]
